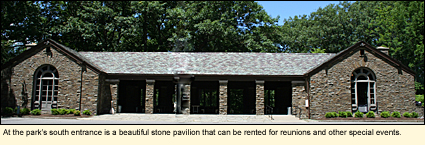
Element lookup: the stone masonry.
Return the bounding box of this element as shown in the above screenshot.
[2,46,99,114]
[292,82,308,119]
[256,80,265,115]
[145,80,155,114]
[309,48,421,119]
[219,80,228,115]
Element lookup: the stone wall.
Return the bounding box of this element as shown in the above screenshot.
[256,80,264,115]
[145,80,154,114]
[81,68,99,115]
[2,46,100,114]
[219,80,228,115]
[292,82,308,119]
[309,49,421,119]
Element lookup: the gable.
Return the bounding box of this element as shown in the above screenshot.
[306,41,415,77]
[1,39,104,74]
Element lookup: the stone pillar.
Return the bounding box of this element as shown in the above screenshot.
[145,79,155,114]
[110,83,118,113]
[255,80,265,115]
[182,84,191,115]
[219,80,228,115]
[291,81,308,119]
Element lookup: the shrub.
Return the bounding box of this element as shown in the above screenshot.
[74,110,81,116]
[411,112,419,118]
[65,109,71,114]
[346,111,353,117]
[82,110,91,115]
[325,112,334,118]
[21,108,30,115]
[3,107,14,116]
[31,109,41,115]
[380,111,390,118]
[366,111,375,118]
[354,111,364,118]
[331,112,338,118]
[391,111,401,118]
[338,111,347,118]
[51,109,59,115]
[69,109,76,114]
[58,109,67,115]
[402,112,411,118]
[14,107,18,114]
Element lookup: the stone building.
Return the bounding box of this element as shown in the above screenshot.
[1,39,422,119]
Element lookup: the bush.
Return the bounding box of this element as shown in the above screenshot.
[82,110,91,115]
[69,109,76,114]
[346,111,353,117]
[380,111,390,118]
[391,111,401,118]
[14,107,18,114]
[20,108,30,115]
[338,111,347,118]
[354,111,364,118]
[31,109,41,115]
[411,112,419,118]
[74,110,81,116]
[65,109,71,114]
[402,112,411,118]
[58,109,67,115]
[3,107,14,116]
[366,111,375,118]
[51,109,59,115]
[325,112,333,118]
[331,112,338,118]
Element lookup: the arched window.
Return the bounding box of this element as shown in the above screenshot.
[351,68,376,113]
[33,65,59,111]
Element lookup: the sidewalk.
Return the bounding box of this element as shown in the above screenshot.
[77,114,308,123]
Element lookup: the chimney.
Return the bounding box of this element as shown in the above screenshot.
[25,43,37,50]
[376,46,389,56]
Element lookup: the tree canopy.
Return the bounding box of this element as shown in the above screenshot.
[1,1,423,93]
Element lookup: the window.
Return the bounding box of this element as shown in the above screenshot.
[33,65,59,110]
[351,68,376,112]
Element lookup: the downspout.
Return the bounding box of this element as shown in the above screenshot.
[79,65,85,112]
[305,76,311,119]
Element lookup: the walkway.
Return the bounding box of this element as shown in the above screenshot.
[77,114,308,123]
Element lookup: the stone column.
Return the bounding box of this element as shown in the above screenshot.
[256,80,265,115]
[145,79,155,114]
[291,81,308,119]
[110,83,118,113]
[219,80,228,115]
[182,84,191,115]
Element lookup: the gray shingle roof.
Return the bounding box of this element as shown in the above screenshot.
[79,52,335,75]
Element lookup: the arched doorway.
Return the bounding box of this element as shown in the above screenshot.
[33,65,59,112]
[351,68,376,113]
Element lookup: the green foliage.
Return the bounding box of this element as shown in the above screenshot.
[74,110,81,116]
[82,110,91,115]
[402,112,411,118]
[391,111,401,118]
[58,109,67,115]
[51,109,59,115]
[366,111,375,118]
[411,112,419,118]
[20,108,30,115]
[380,111,390,118]
[346,111,353,117]
[354,111,364,118]
[325,112,334,118]
[69,109,76,114]
[338,111,347,118]
[416,94,424,102]
[31,109,41,115]
[331,112,338,117]
[3,107,14,115]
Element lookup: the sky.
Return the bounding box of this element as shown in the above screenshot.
[256,1,352,25]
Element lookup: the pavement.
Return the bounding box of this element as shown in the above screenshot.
[77,113,308,123]
[1,114,423,124]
